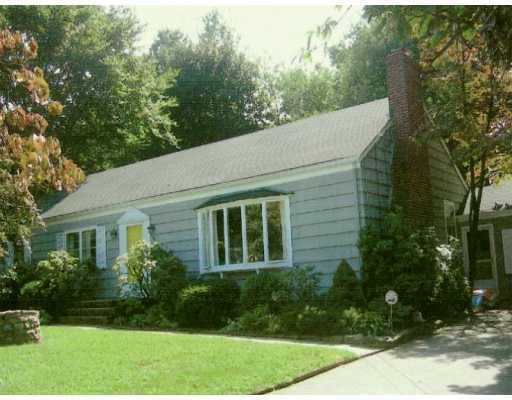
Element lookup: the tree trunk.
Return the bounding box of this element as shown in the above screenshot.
[466,156,487,290]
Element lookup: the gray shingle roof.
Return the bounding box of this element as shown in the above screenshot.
[43,98,390,219]
[464,179,512,214]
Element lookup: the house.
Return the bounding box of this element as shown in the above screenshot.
[28,49,467,298]
[457,179,512,297]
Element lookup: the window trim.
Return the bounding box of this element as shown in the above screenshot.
[461,224,498,290]
[197,195,293,274]
[64,225,99,263]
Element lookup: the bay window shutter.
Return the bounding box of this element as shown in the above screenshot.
[96,226,107,269]
[56,232,66,251]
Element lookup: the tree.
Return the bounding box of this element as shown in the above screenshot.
[364,6,512,287]
[0,28,83,259]
[151,11,279,149]
[327,21,409,108]
[273,65,338,122]
[301,12,407,110]
[0,6,177,172]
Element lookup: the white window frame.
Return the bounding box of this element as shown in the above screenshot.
[64,226,99,263]
[117,208,151,258]
[461,224,498,290]
[443,200,458,238]
[197,195,293,274]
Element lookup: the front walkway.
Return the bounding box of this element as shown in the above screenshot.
[273,310,512,395]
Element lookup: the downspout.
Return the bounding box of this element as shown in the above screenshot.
[352,160,364,280]
[352,160,364,231]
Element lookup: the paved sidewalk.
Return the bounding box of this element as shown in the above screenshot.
[273,310,512,395]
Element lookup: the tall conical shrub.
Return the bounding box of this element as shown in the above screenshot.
[326,259,366,310]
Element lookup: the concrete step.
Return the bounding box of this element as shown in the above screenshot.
[59,315,110,326]
[65,307,114,317]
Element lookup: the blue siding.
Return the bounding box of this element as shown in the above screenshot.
[32,169,361,297]
[358,129,394,225]
[428,141,467,232]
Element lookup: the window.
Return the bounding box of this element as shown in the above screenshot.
[198,196,292,272]
[65,228,97,263]
[443,200,457,238]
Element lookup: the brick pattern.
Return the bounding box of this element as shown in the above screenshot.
[385,48,434,227]
[0,310,41,345]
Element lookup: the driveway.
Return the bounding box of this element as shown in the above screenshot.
[273,310,512,395]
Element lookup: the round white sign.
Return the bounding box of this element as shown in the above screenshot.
[385,290,398,305]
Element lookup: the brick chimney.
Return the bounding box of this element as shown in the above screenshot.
[385,48,433,227]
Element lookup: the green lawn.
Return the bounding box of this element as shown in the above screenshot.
[0,326,354,394]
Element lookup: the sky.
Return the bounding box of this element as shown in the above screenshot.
[131,5,364,67]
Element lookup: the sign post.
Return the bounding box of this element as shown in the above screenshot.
[385,290,398,333]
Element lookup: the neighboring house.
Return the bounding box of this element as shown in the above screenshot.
[26,49,467,298]
[457,179,512,297]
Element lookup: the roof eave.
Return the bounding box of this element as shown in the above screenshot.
[43,156,359,226]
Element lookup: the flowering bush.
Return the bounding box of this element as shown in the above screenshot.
[113,241,155,299]
[113,242,186,307]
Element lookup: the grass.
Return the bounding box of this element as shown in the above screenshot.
[0,326,354,394]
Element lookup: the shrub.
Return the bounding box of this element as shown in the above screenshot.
[431,238,471,318]
[282,266,320,305]
[341,307,388,336]
[19,251,96,315]
[149,246,187,317]
[117,306,174,329]
[240,271,289,313]
[366,298,414,329]
[176,279,240,328]
[39,309,53,325]
[143,304,174,328]
[223,305,283,335]
[112,299,174,328]
[294,305,338,335]
[360,209,441,316]
[326,259,366,311]
[112,298,146,320]
[0,263,37,310]
[240,266,320,313]
[113,242,187,308]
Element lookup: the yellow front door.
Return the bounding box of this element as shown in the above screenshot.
[127,224,143,252]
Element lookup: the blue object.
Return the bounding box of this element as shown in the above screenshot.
[472,290,484,310]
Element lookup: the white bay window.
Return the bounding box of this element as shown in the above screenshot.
[197,195,292,273]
